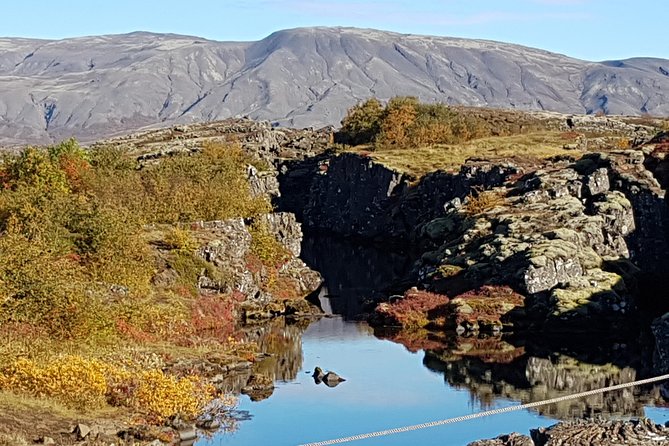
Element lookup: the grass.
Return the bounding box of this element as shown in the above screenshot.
[354,131,584,177]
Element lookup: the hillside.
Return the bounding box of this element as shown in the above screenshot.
[1,27,669,145]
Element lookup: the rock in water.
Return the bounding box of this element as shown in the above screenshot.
[312,366,346,387]
[322,371,346,388]
[312,366,325,383]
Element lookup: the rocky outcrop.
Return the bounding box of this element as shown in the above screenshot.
[300,153,410,238]
[470,419,669,446]
[651,313,669,373]
[190,213,322,316]
[279,152,517,240]
[96,117,333,167]
[280,142,669,333]
[608,149,669,280]
[411,153,643,331]
[371,286,524,334]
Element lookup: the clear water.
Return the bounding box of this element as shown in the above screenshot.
[204,316,556,446]
[201,235,669,445]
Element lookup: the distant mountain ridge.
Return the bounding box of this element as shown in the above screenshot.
[1,26,669,145]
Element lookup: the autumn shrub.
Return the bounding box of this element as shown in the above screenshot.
[126,370,214,422]
[0,356,107,408]
[338,98,384,145]
[463,188,506,215]
[249,220,291,267]
[164,226,197,252]
[86,142,270,224]
[0,231,107,339]
[190,295,237,339]
[376,97,419,148]
[450,285,525,329]
[0,356,215,421]
[67,204,152,290]
[133,143,270,223]
[373,288,450,329]
[0,138,271,342]
[338,96,502,149]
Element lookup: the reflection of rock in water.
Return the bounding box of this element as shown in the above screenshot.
[241,374,275,402]
[244,317,310,382]
[425,350,663,419]
[377,324,665,420]
[301,235,414,319]
[375,327,525,361]
[305,315,374,340]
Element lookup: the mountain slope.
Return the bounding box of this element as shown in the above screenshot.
[1,27,669,145]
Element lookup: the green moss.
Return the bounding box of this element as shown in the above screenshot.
[249,221,291,267]
[550,270,625,315]
[437,263,463,278]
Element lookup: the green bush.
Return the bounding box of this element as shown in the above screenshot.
[87,142,270,224]
[0,231,106,339]
[337,96,504,149]
[0,139,269,341]
[338,98,384,145]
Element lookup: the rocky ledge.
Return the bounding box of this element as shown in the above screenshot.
[469,418,669,446]
[369,145,669,335]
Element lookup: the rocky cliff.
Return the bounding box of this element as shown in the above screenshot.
[275,122,669,376]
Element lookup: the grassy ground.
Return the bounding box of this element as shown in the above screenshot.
[353,131,587,177]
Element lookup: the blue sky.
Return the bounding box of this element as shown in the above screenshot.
[2,0,667,61]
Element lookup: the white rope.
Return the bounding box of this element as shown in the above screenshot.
[299,372,669,446]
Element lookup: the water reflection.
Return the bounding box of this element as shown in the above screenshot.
[302,234,668,421]
[377,327,665,420]
[300,234,414,319]
[206,235,669,445]
[243,317,309,382]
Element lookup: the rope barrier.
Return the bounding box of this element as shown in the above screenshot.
[299,372,669,446]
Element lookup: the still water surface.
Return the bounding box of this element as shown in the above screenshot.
[209,316,557,446]
[203,235,669,446]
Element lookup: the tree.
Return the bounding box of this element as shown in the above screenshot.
[338,98,384,145]
[376,97,418,148]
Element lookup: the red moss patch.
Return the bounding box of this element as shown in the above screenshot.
[450,286,524,330]
[373,288,449,329]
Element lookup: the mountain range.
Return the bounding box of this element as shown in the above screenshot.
[1,26,669,145]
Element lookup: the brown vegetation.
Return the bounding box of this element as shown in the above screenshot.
[373,288,450,329]
[0,138,271,426]
[463,188,507,216]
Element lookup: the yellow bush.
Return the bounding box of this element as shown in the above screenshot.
[0,356,107,408]
[164,227,197,252]
[0,356,215,421]
[132,370,213,422]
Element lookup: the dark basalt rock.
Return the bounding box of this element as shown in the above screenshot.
[312,366,346,387]
[469,433,533,446]
[279,152,518,241]
[469,419,669,445]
